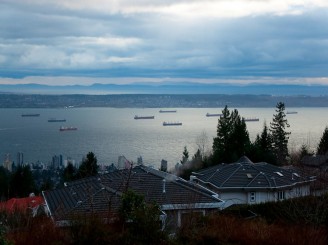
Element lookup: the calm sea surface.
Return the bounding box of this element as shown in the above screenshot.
[1,107,328,169]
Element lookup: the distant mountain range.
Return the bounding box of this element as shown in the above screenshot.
[1,82,328,96]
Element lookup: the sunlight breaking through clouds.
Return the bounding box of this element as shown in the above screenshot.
[1,0,328,85]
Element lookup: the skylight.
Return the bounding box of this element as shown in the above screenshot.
[274,171,283,177]
[247,173,253,179]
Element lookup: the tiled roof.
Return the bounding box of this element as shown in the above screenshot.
[0,195,44,213]
[43,165,224,223]
[192,156,315,190]
[301,155,328,167]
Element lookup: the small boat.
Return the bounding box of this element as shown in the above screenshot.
[159,110,177,113]
[21,113,40,117]
[59,126,77,131]
[163,122,182,126]
[48,118,66,122]
[243,117,259,122]
[134,115,155,119]
[206,113,222,117]
[287,111,298,114]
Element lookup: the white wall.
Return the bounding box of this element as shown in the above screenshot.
[218,184,311,207]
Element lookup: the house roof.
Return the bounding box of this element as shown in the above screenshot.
[191,156,315,190]
[0,195,44,213]
[43,165,224,223]
[301,155,328,167]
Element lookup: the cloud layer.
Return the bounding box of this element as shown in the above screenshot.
[1,0,328,85]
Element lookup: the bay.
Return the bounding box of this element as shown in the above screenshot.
[0,107,327,170]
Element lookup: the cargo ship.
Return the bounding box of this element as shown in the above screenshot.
[206,113,222,117]
[48,118,66,122]
[21,113,40,117]
[159,110,177,113]
[134,115,155,119]
[163,122,182,126]
[287,111,298,114]
[59,126,77,131]
[243,117,259,122]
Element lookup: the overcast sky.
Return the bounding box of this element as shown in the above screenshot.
[1,0,328,86]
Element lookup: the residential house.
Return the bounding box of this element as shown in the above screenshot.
[42,165,225,230]
[190,156,315,207]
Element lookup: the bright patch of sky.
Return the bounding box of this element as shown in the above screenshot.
[1,0,328,85]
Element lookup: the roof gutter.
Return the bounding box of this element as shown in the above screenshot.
[161,202,225,211]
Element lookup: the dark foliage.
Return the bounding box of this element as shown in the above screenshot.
[0,167,10,200]
[212,106,250,164]
[317,127,328,155]
[9,165,36,198]
[270,102,290,165]
[77,152,99,179]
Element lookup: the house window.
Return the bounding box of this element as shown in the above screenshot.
[296,187,302,196]
[278,191,285,200]
[250,192,256,202]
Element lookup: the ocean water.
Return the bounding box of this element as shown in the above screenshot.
[1,107,327,169]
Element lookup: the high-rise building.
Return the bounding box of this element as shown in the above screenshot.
[3,153,12,172]
[16,152,24,166]
[52,154,64,169]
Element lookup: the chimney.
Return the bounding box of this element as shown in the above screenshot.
[162,179,166,193]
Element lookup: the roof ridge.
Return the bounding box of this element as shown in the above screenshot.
[193,164,221,175]
[70,187,113,212]
[140,165,220,202]
[251,163,297,187]
[246,172,272,187]
[174,179,222,201]
[205,169,220,182]
[220,164,243,187]
[249,163,276,187]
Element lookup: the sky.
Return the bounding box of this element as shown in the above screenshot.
[1,0,328,86]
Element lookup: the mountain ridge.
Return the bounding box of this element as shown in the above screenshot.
[1,82,328,96]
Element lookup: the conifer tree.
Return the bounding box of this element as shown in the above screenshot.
[250,123,276,164]
[317,126,328,155]
[0,167,10,200]
[270,102,290,165]
[62,162,77,183]
[230,109,250,160]
[77,152,99,178]
[212,105,232,162]
[180,146,189,164]
[10,165,36,197]
[258,123,272,152]
[212,106,250,163]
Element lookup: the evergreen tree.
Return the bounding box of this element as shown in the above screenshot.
[10,165,36,197]
[180,146,189,164]
[0,167,10,200]
[62,162,77,183]
[231,110,250,159]
[212,105,232,163]
[298,144,313,162]
[317,127,328,155]
[212,106,250,163]
[258,123,272,152]
[270,102,290,165]
[250,123,276,164]
[193,149,202,161]
[77,152,99,179]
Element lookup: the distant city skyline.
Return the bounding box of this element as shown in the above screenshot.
[1,1,328,87]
